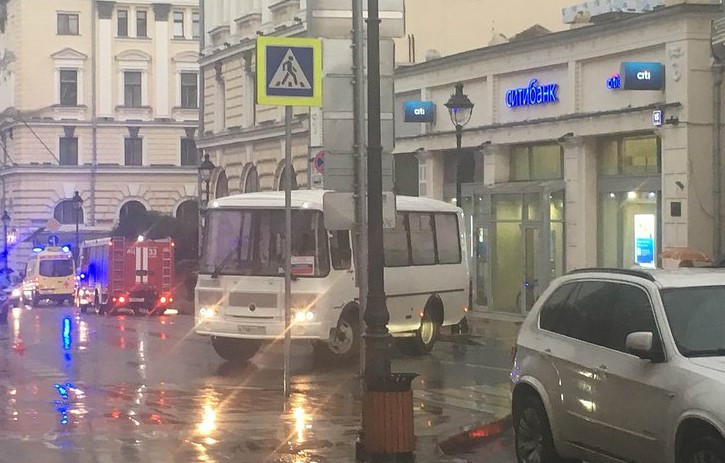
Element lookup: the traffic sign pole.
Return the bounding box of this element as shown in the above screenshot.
[256,36,322,399]
[284,105,293,398]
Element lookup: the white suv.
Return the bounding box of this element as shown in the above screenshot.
[511,268,725,463]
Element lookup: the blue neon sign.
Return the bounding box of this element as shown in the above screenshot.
[607,74,622,89]
[620,62,664,90]
[505,79,559,108]
[403,101,436,123]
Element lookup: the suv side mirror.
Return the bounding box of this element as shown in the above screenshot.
[626,331,664,362]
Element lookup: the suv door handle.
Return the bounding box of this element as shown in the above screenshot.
[598,364,608,371]
[543,348,552,354]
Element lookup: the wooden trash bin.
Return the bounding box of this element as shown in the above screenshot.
[362,373,418,457]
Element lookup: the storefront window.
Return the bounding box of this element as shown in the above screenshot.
[510,143,562,181]
[598,135,660,176]
[599,191,659,268]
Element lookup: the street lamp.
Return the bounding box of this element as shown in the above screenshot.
[444,83,475,207]
[198,153,215,208]
[72,191,83,267]
[1,210,9,271]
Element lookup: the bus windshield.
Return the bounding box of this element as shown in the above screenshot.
[39,259,75,277]
[201,209,330,277]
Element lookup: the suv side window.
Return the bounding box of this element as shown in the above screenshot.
[539,282,577,335]
[569,281,619,347]
[604,283,658,353]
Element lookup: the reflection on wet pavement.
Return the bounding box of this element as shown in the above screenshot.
[0,306,511,463]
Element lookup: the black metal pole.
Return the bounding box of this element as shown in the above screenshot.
[2,221,7,271]
[364,0,391,390]
[455,125,463,207]
[75,210,79,267]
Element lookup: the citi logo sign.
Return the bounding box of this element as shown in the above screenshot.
[404,101,436,123]
[607,74,622,89]
[636,70,652,80]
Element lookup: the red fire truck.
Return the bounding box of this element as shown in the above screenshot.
[76,237,176,315]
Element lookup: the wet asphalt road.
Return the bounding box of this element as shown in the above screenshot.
[0,304,516,463]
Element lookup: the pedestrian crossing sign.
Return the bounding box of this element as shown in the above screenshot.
[257,36,322,107]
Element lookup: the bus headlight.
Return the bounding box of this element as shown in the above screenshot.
[199,307,218,319]
[293,309,315,323]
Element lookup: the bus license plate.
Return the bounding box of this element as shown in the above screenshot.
[237,325,265,335]
[129,298,145,303]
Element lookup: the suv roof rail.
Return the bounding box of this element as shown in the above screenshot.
[566,267,657,282]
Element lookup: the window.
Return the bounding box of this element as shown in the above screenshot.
[599,136,660,176]
[510,144,563,181]
[605,284,657,352]
[124,71,142,107]
[244,166,259,193]
[57,13,79,35]
[435,213,461,264]
[192,12,200,39]
[180,72,198,109]
[661,286,725,357]
[54,200,84,225]
[59,70,78,106]
[59,137,78,166]
[180,138,198,166]
[330,230,352,270]
[277,165,298,190]
[384,213,410,267]
[173,11,185,38]
[124,137,143,166]
[40,259,74,277]
[539,283,578,334]
[118,10,128,37]
[569,281,619,346]
[409,213,436,266]
[136,10,148,37]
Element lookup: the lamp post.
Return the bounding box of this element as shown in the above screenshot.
[1,210,9,271]
[444,83,475,207]
[198,153,215,208]
[72,191,83,267]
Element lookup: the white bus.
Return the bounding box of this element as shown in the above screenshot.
[194,190,469,362]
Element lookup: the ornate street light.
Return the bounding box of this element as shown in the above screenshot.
[2,210,9,271]
[198,153,215,208]
[444,83,475,206]
[72,191,83,267]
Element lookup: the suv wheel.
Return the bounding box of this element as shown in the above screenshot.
[682,436,725,463]
[514,394,577,463]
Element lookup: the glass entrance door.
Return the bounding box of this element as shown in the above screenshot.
[520,225,541,313]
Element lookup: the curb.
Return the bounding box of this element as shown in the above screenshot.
[438,414,512,455]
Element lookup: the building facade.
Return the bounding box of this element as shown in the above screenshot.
[394,2,722,319]
[0,0,200,269]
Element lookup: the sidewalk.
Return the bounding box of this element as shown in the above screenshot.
[244,339,513,463]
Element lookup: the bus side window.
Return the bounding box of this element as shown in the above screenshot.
[330,230,351,270]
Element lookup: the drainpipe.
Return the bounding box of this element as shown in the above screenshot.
[90,0,98,226]
[198,0,205,256]
[713,64,723,260]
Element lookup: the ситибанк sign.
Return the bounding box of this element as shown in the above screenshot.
[620,62,664,91]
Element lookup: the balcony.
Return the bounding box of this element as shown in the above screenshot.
[235,12,262,39]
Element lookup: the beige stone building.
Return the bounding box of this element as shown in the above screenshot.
[0,0,201,269]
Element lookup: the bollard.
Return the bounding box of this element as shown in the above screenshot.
[362,373,419,462]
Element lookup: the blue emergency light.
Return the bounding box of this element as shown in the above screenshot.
[32,246,43,253]
[61,245,71,253]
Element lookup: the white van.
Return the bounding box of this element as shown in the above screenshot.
[194,190,469,362]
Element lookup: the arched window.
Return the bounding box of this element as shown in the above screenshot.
[243,165,259,193]
[54,200,84,225]
[214,169,229,199]
[175,200,198,227]
[277,165,298,191]
[119,200,147,221]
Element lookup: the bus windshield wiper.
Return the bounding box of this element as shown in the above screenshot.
[211,246,238,279]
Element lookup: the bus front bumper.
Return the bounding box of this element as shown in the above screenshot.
[194,317,328,340]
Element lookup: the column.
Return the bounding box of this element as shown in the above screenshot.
[97,1,115,117]
[562,136,597,270]
[481,144,510,186]
[153,4,172,118]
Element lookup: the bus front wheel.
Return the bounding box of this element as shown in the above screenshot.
[211,336,261,363]
[316,308,360,362]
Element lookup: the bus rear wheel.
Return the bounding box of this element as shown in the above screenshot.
[397,311,440,356]
[211,336,261,363]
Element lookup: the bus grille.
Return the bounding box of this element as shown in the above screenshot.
[228,292,278,308]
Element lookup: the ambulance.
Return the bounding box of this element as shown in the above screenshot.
[22,244,76,306]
